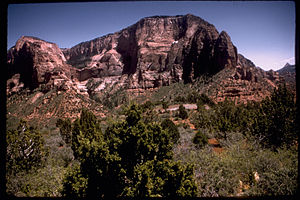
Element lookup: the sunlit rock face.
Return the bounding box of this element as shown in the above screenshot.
[62,14,239,88]
[7,14,282,103]
[7,36,77,95]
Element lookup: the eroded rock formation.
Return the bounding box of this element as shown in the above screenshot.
[7,36,77,95]
[7,14,283,103]
[62,14,239,88]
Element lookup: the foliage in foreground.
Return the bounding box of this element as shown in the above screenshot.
[6,83,297,197]
[161,118,180,144]
[252,84,297,149]
[174,129,298,197]
[6,120,47,174]
[192,130,208,148]
[61,104,197,197]
[178,104,188,119]
[192,84,297,149]
[6,120,59,196]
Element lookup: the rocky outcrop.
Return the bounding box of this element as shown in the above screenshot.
[7,14,282,103]
[7,14,289,129]
[193,53,284,104]
[7,36,77,95]
[277,63,296,91]
[213,31,238,71]
[277,63,295,74]
[62,14,238,87]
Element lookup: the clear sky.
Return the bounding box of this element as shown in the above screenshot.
[7,1,295,71]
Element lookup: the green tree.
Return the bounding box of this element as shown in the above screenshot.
[161,118,180,144]
[62,163,88,197]
[178,104,188,119]
[62,104,197,197]
[62,109,119,198]
[56,118,72,145]
[193,131,208,148]
[71,109,103,159]
[6,120,47,173]
[124,159,197,197]
[6,120,49,196]
[252,84,297,149]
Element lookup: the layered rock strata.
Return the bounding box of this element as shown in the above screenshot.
[7,36,77,95]
[62,14,239,89]
[7,14,282,103]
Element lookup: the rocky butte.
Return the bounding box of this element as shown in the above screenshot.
[61,14,240,88]
[7,14,286,123]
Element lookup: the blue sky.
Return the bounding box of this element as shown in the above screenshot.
[7,1,295,70]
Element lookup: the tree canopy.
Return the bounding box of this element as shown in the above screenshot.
[6,120,47,173]
[252,84,297,149]
[62,104,197,197]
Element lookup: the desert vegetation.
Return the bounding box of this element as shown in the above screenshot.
[6,84,298,197]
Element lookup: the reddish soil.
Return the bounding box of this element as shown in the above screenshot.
[171,118,197,130]
[171,117,225,154]
[212,147,225,154]
[208,138,219,146]
[208,138,224,154]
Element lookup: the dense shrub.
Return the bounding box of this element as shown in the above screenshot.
[161,118,180,144]
[142,108,159,124]
[174,136,298,197]
[140,100,154,111]
[6,120,48,173]
[7,82,297,197]
[192,131,208,148]
[193,98,256,139]
[192,106,216,131]
[178,104,188,119]
[197,93,215,106]
[187,92,198,103]
[96,87,129,109]
[56,118,72,145]
[252,84,297,149]
[174,96,186,103]
[161,100,169,110]
[62,104,197,197]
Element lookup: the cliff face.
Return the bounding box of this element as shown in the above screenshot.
[277,63,296,91]
[7,36,77,95]
[7,14,282,103]
[7,14,288,127]
[208,54,281,103]
[62,14,238,88]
